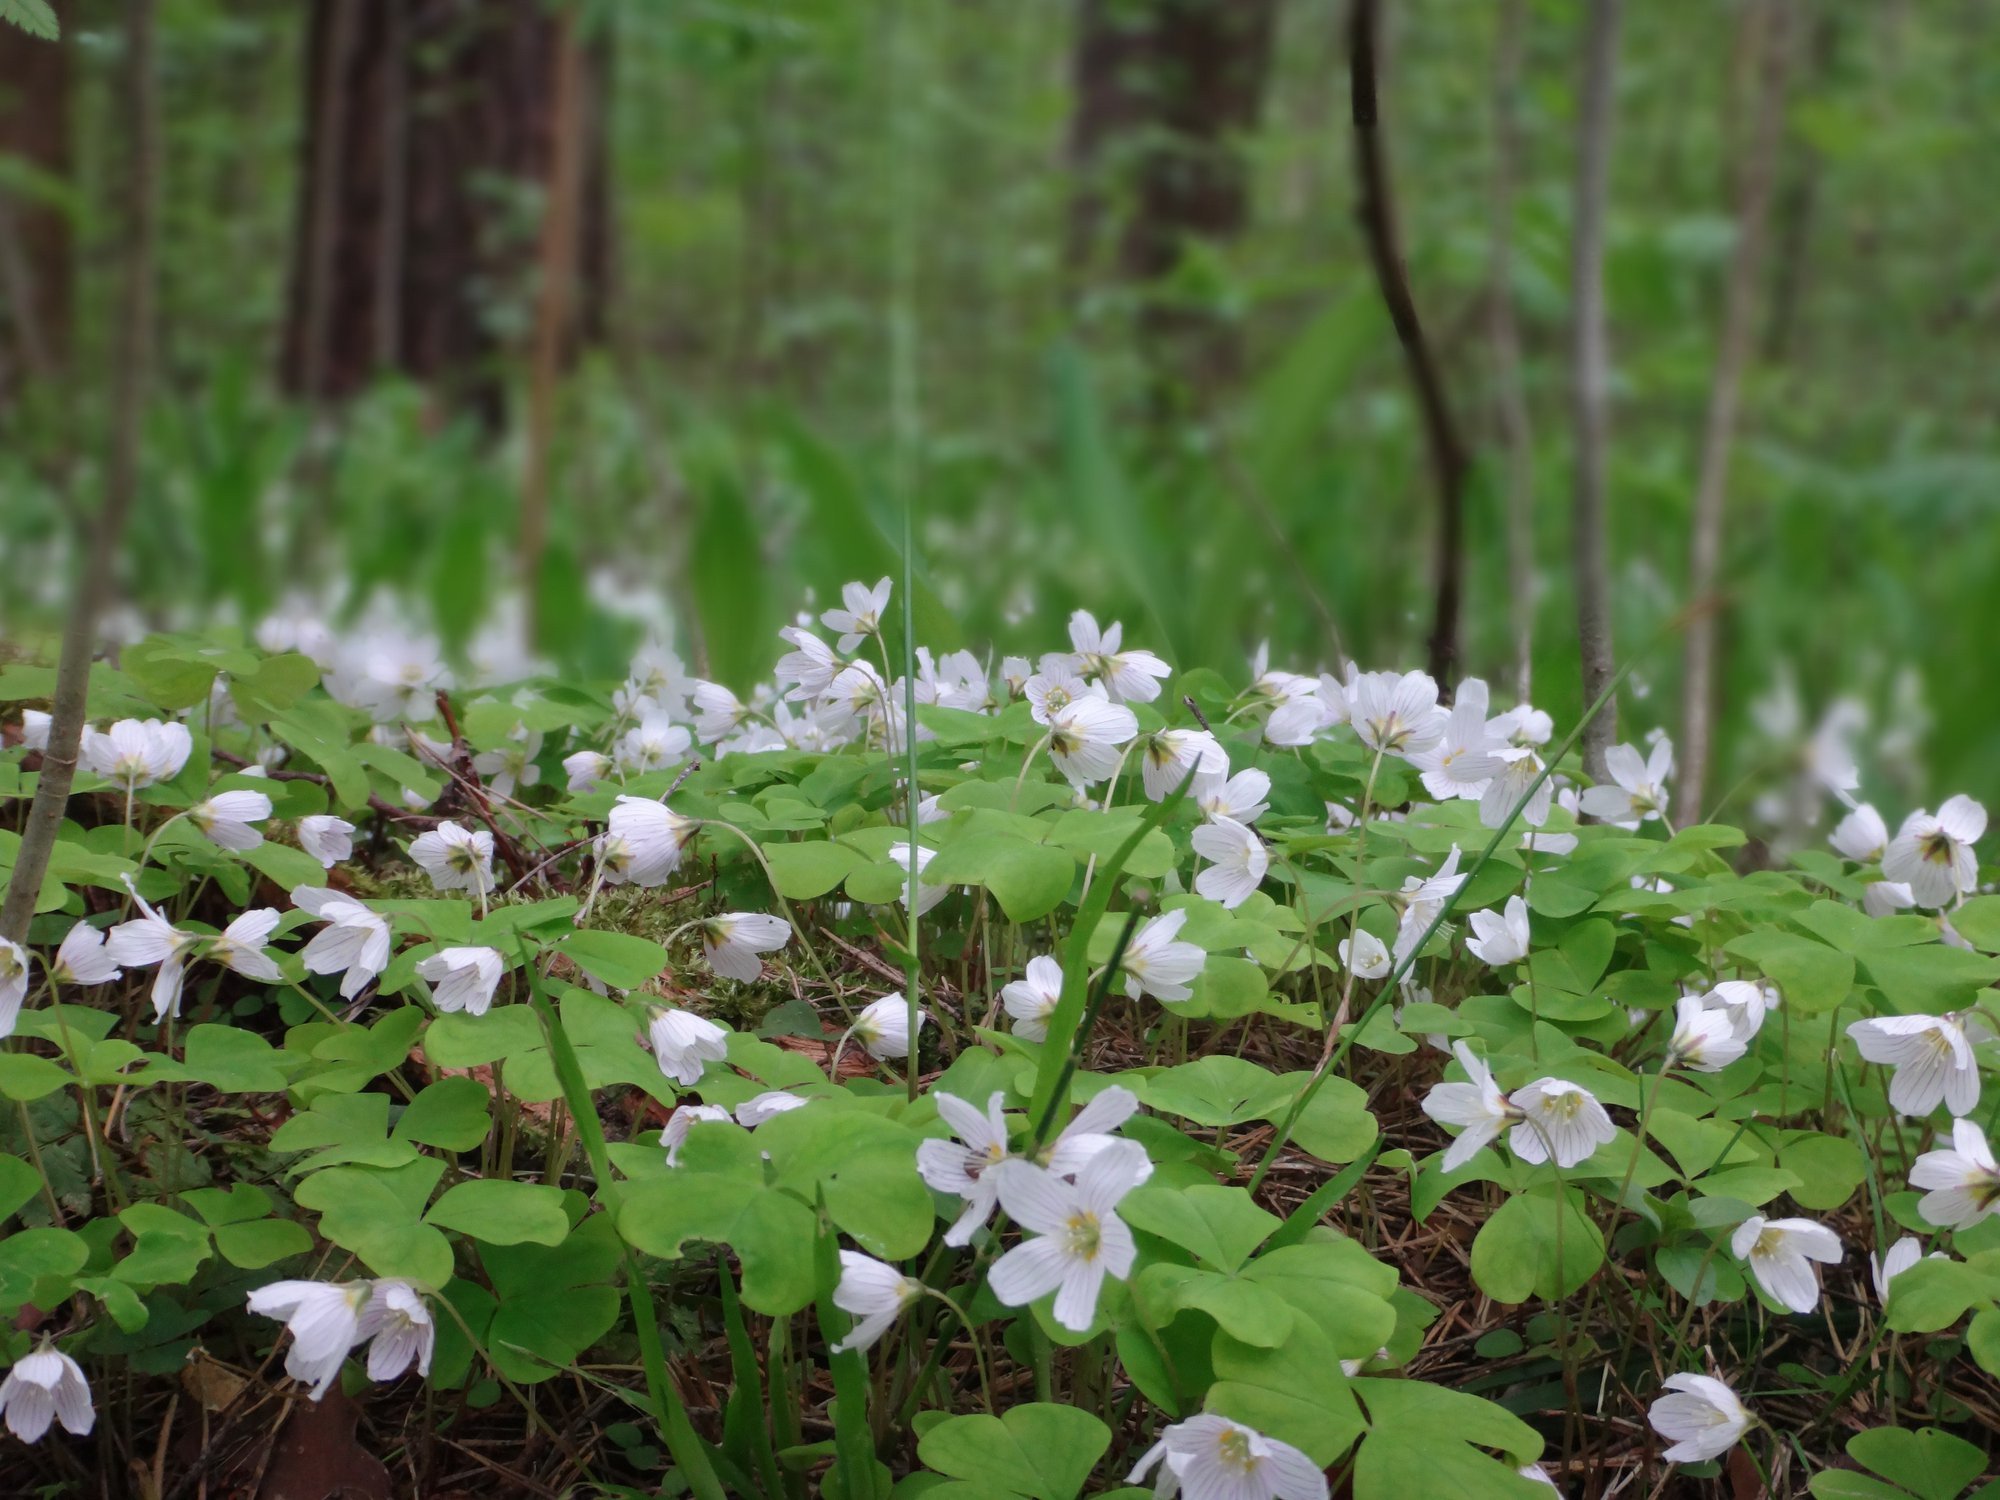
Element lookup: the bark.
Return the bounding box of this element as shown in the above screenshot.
[1675,0,1793,818]
[281,0,608,420]
[1066,0,1279,394]
[1489,0,1536,702]
[1347,0,1470,691]
[1571,0,1621,785]
[1761,5,1838,362]
[1,0,154,944]
[0,0,71,392]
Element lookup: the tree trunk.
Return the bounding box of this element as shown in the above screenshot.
[1489,0,1536,704]
[0,0,71,395]
[280,0,609,422]
[1347,0,1470,691]
[1571,0,1621,785]
[1675,0,1793,819]
[1066,0,1279,397]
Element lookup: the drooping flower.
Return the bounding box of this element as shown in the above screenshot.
[647,1007,730,1086]
[1138,729,1227,802]
[607,796,697,888]
[1480,748,1554,832]
[18,708,50,751]
[415,947,505,1016]
[1046,696,1139,787]
[830,1250,923,1354]
[662,1103,733,1166]
[1339,928,1392,980]
[209,909,285,988]
[1870,1236,1942,1305]
[1578,739,1673,826]
[1910,1118,2000,1228]
[107,881,201,1019]
[1847,1012,1980,1117]
[1729,1215,1843,1314]
[1066,610,1171,703]
[1465,896,1531,966]
[358,1279,435,1381]
[562,750,612,794]
[1883,795,1986,908]
[1409,677,1505,801]
[1347,670,1448,759]
[1648,1373,1752,1464]
[188,789,273,851]
[51,923,120,987]
[1666,995,1747,1072]
[1194,767,1271,824]
[0,1346,94,1442]
[1266,673,1346,748]
[292,886,392,1000]
[408,821,495,895]
[988,1138,1148,1331]
[775,626,840,701]
[886,843,952,917]
[700,913,792,982]
[1126,1414,1328,1500]
[1864,880,1918,919]
[736,1090,809,1127]
[1422,1042,1521,1171]
[297,814,356,869]
[1831,803,1891,864]
[853,993,926,1060]
[245,1279,372,1400]
[1699,980,1774,1046]
[1121,909,1206,1002]
[1191,817,1268,910]
[1508,1078,1617,1168]
[0,938,28,1037]
[1001,955,1064,1042]
[821,577,893,654]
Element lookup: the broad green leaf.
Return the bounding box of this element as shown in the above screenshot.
[1121,1185,1278,1273]
[394,1078,494,1151]
[1846,1426,1987,1500]
[916,1404,1111,1500]
[1470,1188,1604,1303]
[618,1175,818,1315]
[761,840,862,899]
[560,930,669,990]
[425,1180,569,1246]
[1724,931,1855,1015]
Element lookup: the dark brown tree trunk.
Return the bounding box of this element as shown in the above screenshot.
[1066,0,1279,395]
[0,0,72,394]
[280,0,609,422]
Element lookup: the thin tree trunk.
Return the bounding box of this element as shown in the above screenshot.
[520,9,587,624]
[1676,0,1793,817]
[0,0,71,392]
[1571,0,1621,785]
[1,0,155,944]
[1489,0,1536,703]
[1348,0,1470,691]
[1761,5,1837,362]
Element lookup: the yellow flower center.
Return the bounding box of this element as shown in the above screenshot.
[1215,1429,1260,1474]
[1063,1211,1102,1261]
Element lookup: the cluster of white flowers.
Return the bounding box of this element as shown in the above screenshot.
[245,1277,435,1399]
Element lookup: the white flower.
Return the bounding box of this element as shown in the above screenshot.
[1347,670,1448,759]
[1465,896,1531,966]
[917,1091,1014,1246]
[0,1347,94,1442]
[1729,1215,1842,1314]
[292,886,392,1000]
[1127,1414,1327,1500]
[830,1250,922,1353]
[408,821,495,895]
[1046,696,1139,787]
[1831,803,1891,863]
[1138,729,1226,802]
[188,789,272,851]
[821,577,893,653]
[358,1279,434,1381]
[615,715,692,775]
[736,1090,809,1127]
[1667,995,1747,1072]
[988,1138,1147,1331]
[1848,1012,1980,1117]
[1691,980,1770,1046]
[1480,748,1553,831]
[1067,610,1171,703]
[1040,1085,1153,1183]
[1911,1119,2000,1228]
[416,947,505,1016]
[246,1279,372,1400]
[0,938,27,1036]
[854,993,925,1060]
[1338,929,1391,981]
[690,681,752,744]
[1191,817,1267,909]
[1266,673,1346,748]
[886,843,951,917]
[1025,666,1093,727]
[19,708,51,751]
[210,909,285,988]
[662,1103,733,1166]
[1870,1236,1942,1305]
[82,718,192,789]
[1578,739,1673,826]
[1883,795,1986,908]
[607,796,697,887]
[1648,1373,1751,1464]
[51,923,121,987]
[1491,702,1554,747]
[107,881,200,1019]
[700,913,791,981]
[1422,1042,1521,1171]
[1508,1079,1616,1168]
[1122,909,1206,1002]
[472,727,544,795]
[298,814,356,868]
[1865,880,1918,919]
[775,626,840,701]
[1194,767,1271,824]
[1409,677,1505,801]
[1001,955,1064,1042]
[648,1007,730,1086]
[562,750,612,793]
